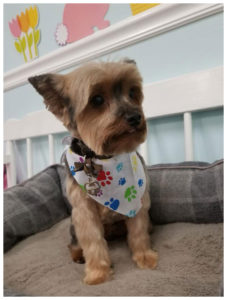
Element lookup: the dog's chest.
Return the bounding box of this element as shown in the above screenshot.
[97,204,127,224]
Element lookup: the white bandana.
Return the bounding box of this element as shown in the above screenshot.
[65,147,146,217]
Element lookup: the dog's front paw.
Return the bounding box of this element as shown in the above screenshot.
[84,266,113,285]
[133,249,158,269]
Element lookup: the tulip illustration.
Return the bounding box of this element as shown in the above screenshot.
[26,6,38,28]
[26,6,40,56]
[9,17,27,62]
[8,18,21,38]
[17,12,33,59]
[9,6,40,63]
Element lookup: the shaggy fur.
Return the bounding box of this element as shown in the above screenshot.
[29,59,158,285]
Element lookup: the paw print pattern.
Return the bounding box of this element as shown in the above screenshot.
[116,162,123,172]
[127,209,136,218]
[119,177,126,186]
[131,154,138,172]
[124,185,137,202]
[70,165,76,176]
[104,198,120,211]
[79,157,84,163]
[97,170,113,186]
[79,184,86,191]
[97,189,103,197]
[138,179,144,187]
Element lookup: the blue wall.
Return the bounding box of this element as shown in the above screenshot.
[4,4,223,177]
[4,3,132,72]
[147,108,223,165]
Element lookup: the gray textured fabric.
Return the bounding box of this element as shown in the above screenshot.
[4,287,25,296]
[4,218,223,296]
[3,160,224,296]
[4,160,223,254]
[148,160,223,224]
[4,165,70,253]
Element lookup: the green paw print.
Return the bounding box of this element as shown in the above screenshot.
[124,185,137,202]
[79,184,86,192]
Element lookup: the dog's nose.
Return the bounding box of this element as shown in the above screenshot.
[126,113,142,128]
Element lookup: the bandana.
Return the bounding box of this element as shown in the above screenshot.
[65,147,146,218]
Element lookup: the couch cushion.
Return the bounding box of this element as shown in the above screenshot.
[148,160,223,224]
[4,165,70,252]
[4,218,223,296]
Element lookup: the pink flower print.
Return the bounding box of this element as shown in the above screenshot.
[8,18,21,38]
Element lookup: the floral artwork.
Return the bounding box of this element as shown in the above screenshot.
[8,6,41,62]
[55,4,110,46]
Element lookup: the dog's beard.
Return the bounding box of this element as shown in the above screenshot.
[75,109,147,156]
[102,121,147,155]
[76,110,147,156]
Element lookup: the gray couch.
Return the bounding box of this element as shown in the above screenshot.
[4,160,223,296]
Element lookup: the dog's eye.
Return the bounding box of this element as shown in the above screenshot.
[90,95,104,107]
[129,88,136,100]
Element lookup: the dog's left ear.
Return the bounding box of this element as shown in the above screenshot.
[28,73,70,121]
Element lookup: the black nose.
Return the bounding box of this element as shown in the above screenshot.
[126,113,142,128]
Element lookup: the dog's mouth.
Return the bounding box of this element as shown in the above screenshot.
[102,121,147,155]
[127,127,137,134]
[122,122,146,136]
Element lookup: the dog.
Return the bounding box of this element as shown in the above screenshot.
[28,59,158,285]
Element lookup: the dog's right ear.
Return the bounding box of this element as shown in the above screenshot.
[28,73,69,120]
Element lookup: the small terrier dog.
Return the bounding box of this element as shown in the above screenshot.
[29,59,158,285]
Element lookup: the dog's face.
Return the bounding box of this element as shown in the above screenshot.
[29,60,147,155]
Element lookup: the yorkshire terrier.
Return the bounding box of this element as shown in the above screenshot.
[28,59,158,285]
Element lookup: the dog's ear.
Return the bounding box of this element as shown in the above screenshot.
[28,73,70,120]
[123,58,137,65]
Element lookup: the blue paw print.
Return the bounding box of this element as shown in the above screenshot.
[127,210,137,218]
[116,162,123,172]
[104,198,120,211]
[119,177,126,185]
[70,166,76,176]
[138,179,144,187]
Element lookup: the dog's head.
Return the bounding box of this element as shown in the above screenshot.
[28,60,147,156]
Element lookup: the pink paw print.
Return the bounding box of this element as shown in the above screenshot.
[97,170,113,186]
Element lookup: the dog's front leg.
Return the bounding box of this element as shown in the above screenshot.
[126,191,158,269]
[70,188,112,285]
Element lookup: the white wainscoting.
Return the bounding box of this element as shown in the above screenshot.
[4,66,224,186]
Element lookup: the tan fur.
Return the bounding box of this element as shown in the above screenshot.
[68,244,84,263]
[29,59,158,285]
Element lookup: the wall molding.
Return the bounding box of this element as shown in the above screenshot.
[4,3,223,92]
[143,66,223,119]
[4,66,223,141]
